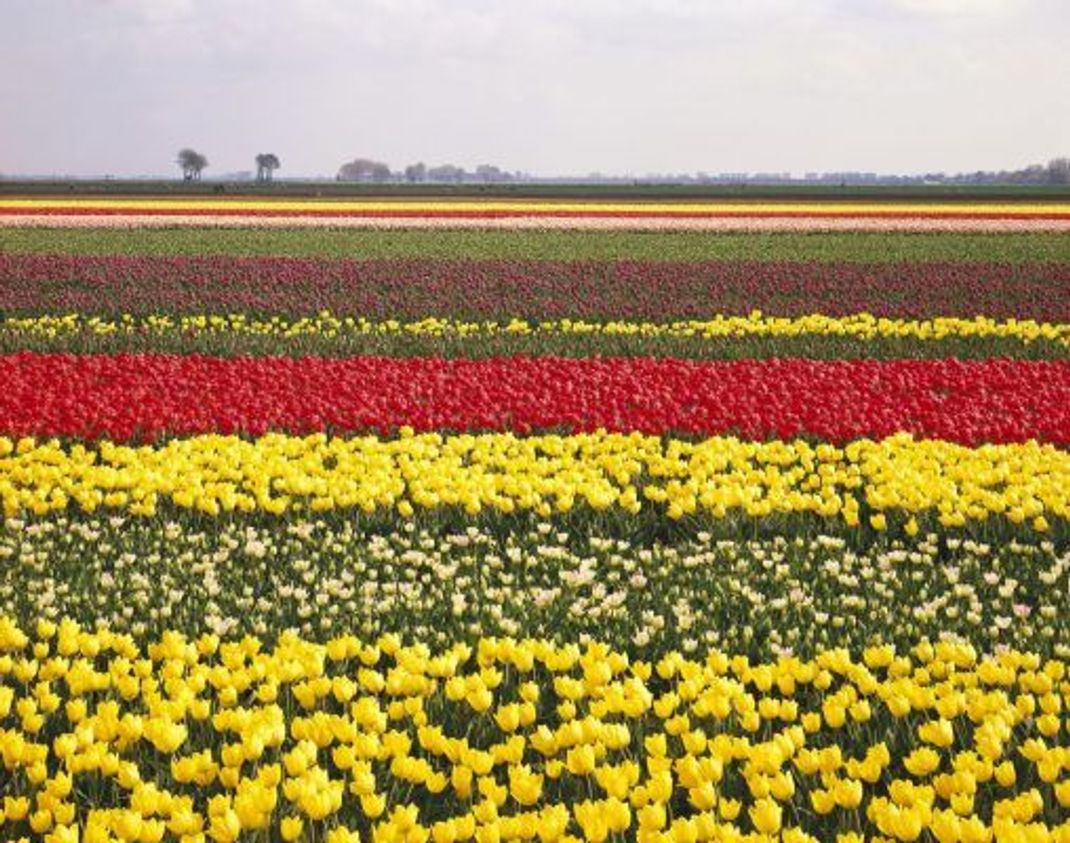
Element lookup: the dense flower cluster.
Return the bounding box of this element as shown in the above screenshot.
[2,198,1069,838]
[2,517,1065,657]
[2,255,1068,321]
[0,431,1066,527]
[5,354,1069,444]
[0,619,1068,842]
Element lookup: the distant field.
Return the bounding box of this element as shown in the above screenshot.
[2,188,1070,840]
[3,178,1070,201]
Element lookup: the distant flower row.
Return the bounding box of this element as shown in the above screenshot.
[6,214,1070,231]
[3,254,1067,321]
[4,197,1070,231]
[5,199,1069,215]
[4,311,1065,348]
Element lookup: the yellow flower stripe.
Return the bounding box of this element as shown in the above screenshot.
[0,619,1067,841]
[6,311,1068,346]
[0,432,1065,527]
[2,198,1069,215]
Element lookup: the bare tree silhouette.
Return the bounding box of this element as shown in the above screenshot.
[177,148,208,181]
[255,153,281,182]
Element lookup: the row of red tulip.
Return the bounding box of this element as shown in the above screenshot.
[1,352,1066,444]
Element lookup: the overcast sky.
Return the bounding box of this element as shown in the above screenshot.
[1,0,1066,178]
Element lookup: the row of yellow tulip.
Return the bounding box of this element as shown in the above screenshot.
[0,432,1066,527]
[4,311,1067,346]
[0,618,1067,842]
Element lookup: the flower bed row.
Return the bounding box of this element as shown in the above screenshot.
[10,214,1070,233]
[3,517,1065,657]
[3,255,1068,321]
[0,432,1066,529]
[9,312,1065,345]
[0,617,1067,842]
[5,198,1069,217]
[4,228,1067,264]
[3,313,1068,361]
[4,353,1068,445]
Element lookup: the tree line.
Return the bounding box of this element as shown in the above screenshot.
[172,149,1070,185]
[336,157,1070,186]
[337,159,518,183]
[175,151,515,183]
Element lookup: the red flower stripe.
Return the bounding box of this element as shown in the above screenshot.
[1,353,1067,445]
[2,255,1067,322]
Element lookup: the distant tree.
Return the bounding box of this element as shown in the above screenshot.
[255,153,281,182]
[475,164,509,183]
[177,148,208,181]
[338,157,391,181]
[1049,158,1070,185]
[1016,164,1047,185]
[427,164,466,183]
[404,162,427,183]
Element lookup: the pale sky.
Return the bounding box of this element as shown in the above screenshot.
[1,0,1067,178]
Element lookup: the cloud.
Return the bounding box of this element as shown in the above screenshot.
[0,0,1067,176]
[883,0,1019,16]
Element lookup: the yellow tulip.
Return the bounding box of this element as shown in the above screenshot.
[749,798,782,835]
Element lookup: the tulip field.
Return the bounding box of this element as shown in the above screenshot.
[0,196,1068,842]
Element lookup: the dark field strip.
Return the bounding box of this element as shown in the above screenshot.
[4,329,1066,361]
[2,254,1068,320]
[2,227,1069,262]
[6,179,1070,199]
